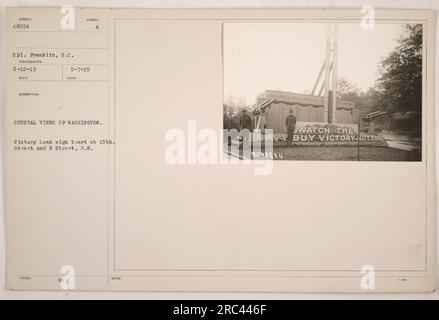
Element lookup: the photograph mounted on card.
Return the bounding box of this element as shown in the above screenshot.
[223,22,423,161]
[3,7,436,293]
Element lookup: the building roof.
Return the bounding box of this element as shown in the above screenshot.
[257,90,355,110]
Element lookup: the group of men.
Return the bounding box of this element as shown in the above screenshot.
[238,108,297,147]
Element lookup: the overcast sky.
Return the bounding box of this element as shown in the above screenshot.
[223,22,409,105]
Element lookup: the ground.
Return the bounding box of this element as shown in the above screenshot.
[270,146,421,161]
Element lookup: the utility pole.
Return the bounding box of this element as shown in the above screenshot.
[323,24,337,124]
[331,25,338,124]
[323,26,331,123]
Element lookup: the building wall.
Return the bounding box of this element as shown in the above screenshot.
[264,103,355,133]
[336,108,354,124]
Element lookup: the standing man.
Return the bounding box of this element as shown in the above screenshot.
[239,109,252,131]
[285,109,297,147]
[259,108,268,133]
[239,109,253,147]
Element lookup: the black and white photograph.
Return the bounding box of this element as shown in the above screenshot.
[223,22,423,161]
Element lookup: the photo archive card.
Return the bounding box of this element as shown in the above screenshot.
[3,7,437,292]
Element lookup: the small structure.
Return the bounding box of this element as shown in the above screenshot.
[255,90,358,133]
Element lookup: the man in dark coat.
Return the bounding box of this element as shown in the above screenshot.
[239,109,252,131]
[285,109,297,147]
[239,110,253,149]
